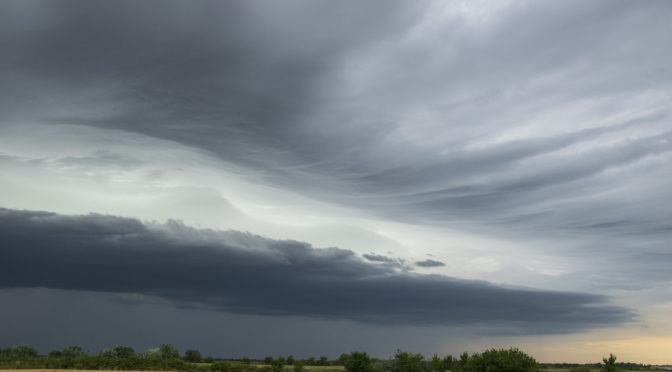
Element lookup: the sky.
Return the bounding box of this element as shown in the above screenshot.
[0,0,671,365]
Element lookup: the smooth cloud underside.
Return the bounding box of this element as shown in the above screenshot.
[0,208,634,335]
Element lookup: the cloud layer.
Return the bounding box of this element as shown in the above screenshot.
[0,208,633,334]
[1,0,670,239]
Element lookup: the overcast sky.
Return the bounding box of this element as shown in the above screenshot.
[1,0,671,364]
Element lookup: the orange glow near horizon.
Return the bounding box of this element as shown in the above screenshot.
[501,334,672,365]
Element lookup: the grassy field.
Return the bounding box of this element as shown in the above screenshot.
[0,369,646,372]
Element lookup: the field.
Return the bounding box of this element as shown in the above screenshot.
[0,369,646,372]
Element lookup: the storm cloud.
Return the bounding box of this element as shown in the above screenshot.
[1,0,670,239]
[0,208,633,334]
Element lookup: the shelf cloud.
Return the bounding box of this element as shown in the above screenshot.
[0,208,634,335]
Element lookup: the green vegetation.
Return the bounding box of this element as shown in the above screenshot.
[344,351,372,372]
[603,354,617,372]
[0,344,654,372]
[185,350,203,363]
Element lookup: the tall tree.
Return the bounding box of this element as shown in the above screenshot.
[113,346,135,359]
[159,344,179,360]
[392,350,425,372]
[184,349,202,363]
[344,351,373,372]
[603,354,617,372]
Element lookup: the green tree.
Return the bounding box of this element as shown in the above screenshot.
[602,354,617,372]
[287,356,295,365]
[204,356,215,363]
[338,354,350,366]
[457,352,469,372]
[319,356,329,366]
[431,355,442,372]
[143,348,161,358]
[99,348,117,358]
[270,357,285,372]
[467,348,537,372]
[62,346,86,358]
[242,357,251,365]
[294,360,305,372]
[113,346,135,358]
[159,344,179,360]
[392,350,425,372]
[5,345,38,360]
[344,351,373,372]
[265,357,274,365]
[442,356,455,372]
[306,357,316,366]
[184,349,202,363]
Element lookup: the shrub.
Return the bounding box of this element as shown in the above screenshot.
[568,367,591,372]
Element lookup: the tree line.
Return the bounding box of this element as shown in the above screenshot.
[0,344,637,372]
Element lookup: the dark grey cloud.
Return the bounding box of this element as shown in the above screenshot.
[0,208,634,334]
[415,259,445,268]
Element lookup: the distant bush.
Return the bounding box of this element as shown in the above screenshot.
[211,361,258,372]
[568,367,592,372]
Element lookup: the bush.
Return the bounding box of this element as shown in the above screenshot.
[568,367,591,372]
